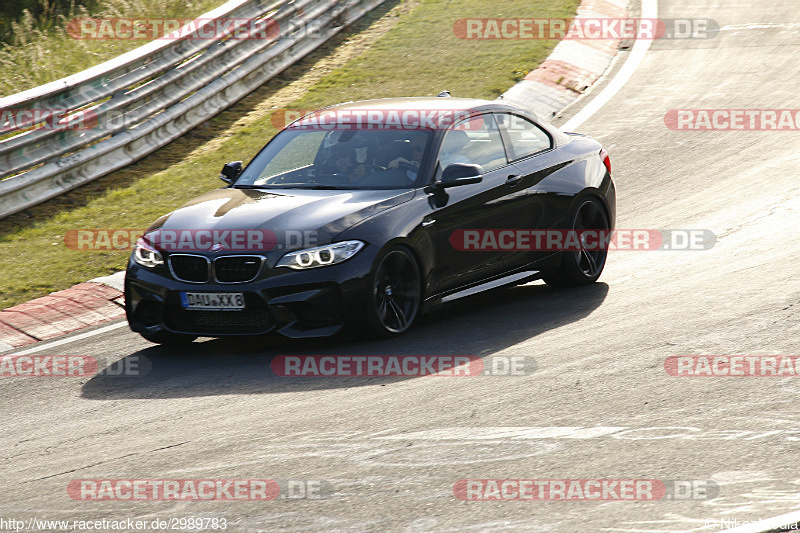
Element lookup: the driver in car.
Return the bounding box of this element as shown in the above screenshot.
[330,145,369,183]
[387,137,426,172]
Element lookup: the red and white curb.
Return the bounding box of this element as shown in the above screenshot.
[0,271,125,352]
[502,0,629,121]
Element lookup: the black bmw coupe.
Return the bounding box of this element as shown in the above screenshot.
[125,96,615,343]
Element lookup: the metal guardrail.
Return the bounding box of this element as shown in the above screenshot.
[0,0,387,219]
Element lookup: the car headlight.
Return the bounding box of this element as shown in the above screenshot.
[133,238,164,268]
[275,240,365,270]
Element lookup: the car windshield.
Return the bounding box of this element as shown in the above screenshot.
[236,127,433,190]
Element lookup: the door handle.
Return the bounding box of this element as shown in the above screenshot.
[506,174,522,186]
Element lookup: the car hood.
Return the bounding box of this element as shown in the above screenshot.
[146,187,415,247]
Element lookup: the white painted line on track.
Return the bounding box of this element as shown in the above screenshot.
[723,508,800,533]
[7,321,128,356]
[560,0,658,132]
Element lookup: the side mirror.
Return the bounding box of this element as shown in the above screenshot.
[220,161,243,184]
[440,163,483,188]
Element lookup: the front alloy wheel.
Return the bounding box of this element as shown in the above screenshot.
[367,246,422,337]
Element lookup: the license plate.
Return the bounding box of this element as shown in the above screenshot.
[180,292,245,311]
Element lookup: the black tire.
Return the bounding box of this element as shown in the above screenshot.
[364,245,422,338]
[543,196,610,288]
[139,330,197,345]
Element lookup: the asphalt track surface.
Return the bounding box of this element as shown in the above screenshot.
[3,0,800,531]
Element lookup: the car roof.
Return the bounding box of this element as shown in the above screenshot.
[282,96,553,136]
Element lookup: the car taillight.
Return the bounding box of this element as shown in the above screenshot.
[599,148,611,175]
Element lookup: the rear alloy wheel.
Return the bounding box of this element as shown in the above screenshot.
[544,197,610,287]
[367,246,422,337]
[139,330,197,345]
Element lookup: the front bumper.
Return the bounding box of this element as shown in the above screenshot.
[125,247,377,339]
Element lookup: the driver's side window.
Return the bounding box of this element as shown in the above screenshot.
[438,114,507,173]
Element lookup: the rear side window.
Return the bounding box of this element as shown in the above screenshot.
[496,113,552,160]
[438,113,507,173]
